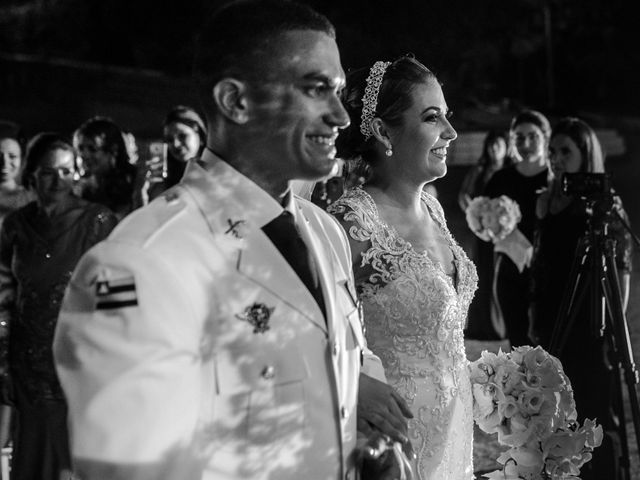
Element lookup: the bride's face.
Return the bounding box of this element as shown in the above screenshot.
[387,80,457,183]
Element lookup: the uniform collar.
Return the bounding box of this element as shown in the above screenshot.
[181,148,292,231]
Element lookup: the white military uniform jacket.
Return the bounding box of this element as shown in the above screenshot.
[54,150,384,480]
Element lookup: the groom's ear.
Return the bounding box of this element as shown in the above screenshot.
[212,78,250,124]
[370,118,393,151]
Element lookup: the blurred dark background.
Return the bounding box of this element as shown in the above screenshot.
[1,0,639,129]
[1,0,638,223]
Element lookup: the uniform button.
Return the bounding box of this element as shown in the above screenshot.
[261,365,275,380]
[332,341,339,356]
[340,406,347,419]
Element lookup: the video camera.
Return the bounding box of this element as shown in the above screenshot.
[562,172,612,197]
[562,172,617,228]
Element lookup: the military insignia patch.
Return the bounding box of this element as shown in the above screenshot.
[236,303,275,334]
[225,218,247,239]
[95,276,138,310]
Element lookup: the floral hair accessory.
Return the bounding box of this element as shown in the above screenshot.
[359,61,391,140]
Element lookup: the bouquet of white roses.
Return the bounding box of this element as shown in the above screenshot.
[465,195,522,243]
[469,346,603,479]
[465,195,533,272]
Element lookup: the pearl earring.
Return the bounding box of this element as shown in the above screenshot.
[385,146,393,157]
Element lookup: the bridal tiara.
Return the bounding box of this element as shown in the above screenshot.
[359,60,391,140]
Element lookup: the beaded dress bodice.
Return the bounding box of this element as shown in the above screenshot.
[0,200,117,404]
[329,188,477,479]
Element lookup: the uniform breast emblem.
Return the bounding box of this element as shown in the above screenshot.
[236,302,275,334]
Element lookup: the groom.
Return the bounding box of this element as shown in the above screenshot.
[54,1,411,479]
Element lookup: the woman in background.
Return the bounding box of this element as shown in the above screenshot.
[530,117,631,479]
[459,130,507,341]
[142,105,206,204]
[484,110,550,348]
[0,128,34,453]
[73,116,138,220]
[329,55,476,479]
[0,130,33,229]
[0,134,117,479]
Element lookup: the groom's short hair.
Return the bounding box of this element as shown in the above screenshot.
[193,0,335,93]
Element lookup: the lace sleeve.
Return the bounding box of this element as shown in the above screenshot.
[327,189,377,288]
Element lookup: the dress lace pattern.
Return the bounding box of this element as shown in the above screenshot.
[329,188,478,480]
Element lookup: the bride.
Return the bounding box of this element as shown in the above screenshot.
[328,56,477,479]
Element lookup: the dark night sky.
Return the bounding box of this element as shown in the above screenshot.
[1,0,639,117]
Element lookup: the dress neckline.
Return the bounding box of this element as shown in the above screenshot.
[356,187,460,291]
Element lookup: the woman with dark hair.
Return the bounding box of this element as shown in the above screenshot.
[73,116,138,220]
[458,130,507,211]
[142,105,207,204]
[0,133,117,479]
[0,129,34,230]
[0,128,34,453]
[329,55,477,479]
[459,131,507,341]
[484,109,551,348]
[530,117,631,480]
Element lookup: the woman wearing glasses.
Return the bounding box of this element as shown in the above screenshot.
[0,133,117,479]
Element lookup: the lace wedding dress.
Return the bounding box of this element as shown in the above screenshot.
[329,188,477,480]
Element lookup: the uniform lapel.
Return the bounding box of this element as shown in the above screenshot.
[295,201,338,330]
[179,152,327,333]
[236,226,326,332]
[300,203,367,349]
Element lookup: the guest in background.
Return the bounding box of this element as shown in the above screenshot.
[458,130,507,211]
[0,133,117,480]
[142,105,206,204]
[530,117,631,346]
[0,130,34,230]
[73,116,138,220]
[460,130,507,341]
[529,117,631,480]
[485,110,550,348]
[0,128,34,453]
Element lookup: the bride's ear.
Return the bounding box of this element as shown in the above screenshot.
[370,118,393,152]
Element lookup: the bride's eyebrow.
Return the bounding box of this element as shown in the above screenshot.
[421,107,448,116]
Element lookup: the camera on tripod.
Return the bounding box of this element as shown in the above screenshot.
[562,172,616,224]
[562,172,612,197]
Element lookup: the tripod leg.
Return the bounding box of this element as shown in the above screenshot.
[549,237,591,356]
[601,239,640,472]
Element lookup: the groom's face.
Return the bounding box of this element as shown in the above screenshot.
[242,30,350,182]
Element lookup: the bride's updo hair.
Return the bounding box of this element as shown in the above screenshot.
[337,55,436,164]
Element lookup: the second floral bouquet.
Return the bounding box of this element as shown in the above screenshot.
[465,195,522,243]
[465,195,533,272]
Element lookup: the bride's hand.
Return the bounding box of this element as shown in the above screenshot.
[357,373,415,459]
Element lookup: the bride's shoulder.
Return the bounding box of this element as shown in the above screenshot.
[328,187,376,216]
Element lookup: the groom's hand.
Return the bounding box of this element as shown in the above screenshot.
[357,432,402,480]
[357,373,414,458]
